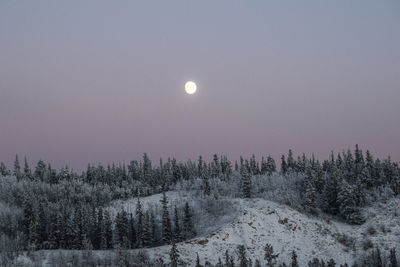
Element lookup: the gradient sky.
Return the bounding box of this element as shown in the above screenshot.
[1,1,399,171]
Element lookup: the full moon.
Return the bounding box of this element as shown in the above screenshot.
[185,81,197,95]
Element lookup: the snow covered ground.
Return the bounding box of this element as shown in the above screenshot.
[24,192,400,266]
[126,192,400,266]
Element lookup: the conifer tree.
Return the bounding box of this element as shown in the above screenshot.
[242,170,251,198]
[305,170,317,214]
[13,154,21,181]
[183,202,195,239]
[22,200,34,242]
[327,259,336,267]
[37,204,47,248]
[338,181,364,224]
[281,155,288,174]
[23,157,31,180]
[142,211,152,247]
[196,253,202,267]
[287,149,295,171]
[237,245,248,267]
[266,156,276,175]
[173,206,181,242]
[389,248,398,267]
[0,162,10,176]
[216,258,223,267]
[103,210,113,249]
[323,167,341,215]
[291,250,299,267]
[169,240,179,267]
[264,243,279,267]
[203,176,211,196]
[160,191,172,244]
[128,213,136,248]
[136,197,143,247]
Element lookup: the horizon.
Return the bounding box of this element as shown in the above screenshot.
[1,1,400,171]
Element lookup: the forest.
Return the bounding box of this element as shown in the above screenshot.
[0,145,399,266]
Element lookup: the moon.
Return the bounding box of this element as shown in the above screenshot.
[185,81,197,95]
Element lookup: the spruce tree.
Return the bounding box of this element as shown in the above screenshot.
[103,210,113,249]
[0,162,10,176]
[196,253,202,267]
[327,259,336,267]
[323,167,341,215]
[281,155,288,174]
[173,206,181,242]
[37,204,47,248]
[389,248,398,267]
[242,170,251,198]
[291,250,299,267]
[287,149,295,171]
[136,197,143,247]
[142,211,152,247]
[23,157,31,180]
[237,245,248,267]
[160,191,172,244]
[183,202,195,239]
[169,240,179,267]
[338,181,364,224]
[128,213,136,248]
[264,243,279,267]
[266,156,276,175]
[305,170,317,214]
[13,154,21,181]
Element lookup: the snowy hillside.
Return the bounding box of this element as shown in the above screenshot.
[118,192,400,266]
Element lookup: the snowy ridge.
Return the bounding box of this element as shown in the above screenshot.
[123,193,400,266]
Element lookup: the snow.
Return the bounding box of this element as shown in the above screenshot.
[114,192,400,266]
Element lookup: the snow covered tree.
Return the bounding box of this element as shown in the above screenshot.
[128,213,136,248]
[23,157,32,180]
[305,170,317,214]
[281,155,288,174]
[0,162,9,176]
[287,149,295,172]
[322,167,341,215]
[266,156,276,175]
[389,248,398,267]
[291,250,299,267]
[338,181,364,224]
[34,160,47,181]
[264,243,279,267]
[216,257,223,267]
[327,259,336,267]
[173,206,181,242]
[13,154,21,181]
[160,191,172,244]
[212,154,221,178]
[22,200,34,242]
[237,245,248,267]
[115,210,129,248]
[37,204,47,248]
[103,210,113,249]
[203,176,211,196]
[136,197,144,247]
[183,202,195,239]
[242,170,252,198]
[142,211,152,247]
[196,253,202,267]
[169,240,179,267]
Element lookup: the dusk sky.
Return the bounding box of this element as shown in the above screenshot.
[1,1,399,171]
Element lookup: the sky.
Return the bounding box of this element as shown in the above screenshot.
[1,1,399,171]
